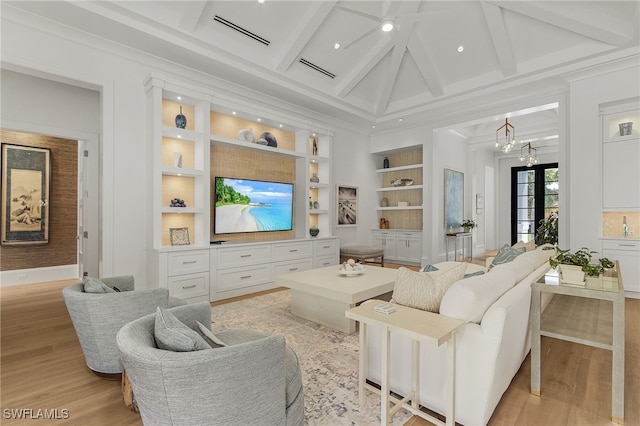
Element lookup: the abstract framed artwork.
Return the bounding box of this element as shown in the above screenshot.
[1,144,51,245]
[444,168,464,229]
[169,227,190,246]
[337,185,358,227]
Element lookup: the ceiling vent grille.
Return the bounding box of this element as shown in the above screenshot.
[299,58,336,79]
[213,15,270,46]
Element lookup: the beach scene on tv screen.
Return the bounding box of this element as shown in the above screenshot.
[215,177,293,234]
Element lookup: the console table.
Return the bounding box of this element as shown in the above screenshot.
[445,232,472,261]
[531,263,625,424]
[346,301,464,426]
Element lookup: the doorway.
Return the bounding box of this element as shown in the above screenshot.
[510,163,559,244]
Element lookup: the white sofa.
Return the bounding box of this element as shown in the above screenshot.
[365,244,554,426]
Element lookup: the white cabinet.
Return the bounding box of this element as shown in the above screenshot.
[371,230,422,264]
[312,238,340,268]
[395,232,423,263]
[165,250,210,303]
[372,230,397,260]
[601,102,640,209]
[602,239,640,296]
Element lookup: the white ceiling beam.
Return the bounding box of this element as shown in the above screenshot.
[336,37,395,98]
[406,36,444,97]
[376,27,413,115]
[489,1,632,46]
[481,1,516,77]
[177,1,207,33]
[275,1,336,73]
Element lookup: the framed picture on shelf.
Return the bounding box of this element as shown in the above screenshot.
[169,227,190,246]
[444,168,463,228]
[337,185,358,227]
[1,144,50,245]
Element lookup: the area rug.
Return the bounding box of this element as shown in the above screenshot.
[210,289,412,426]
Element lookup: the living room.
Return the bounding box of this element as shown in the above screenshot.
[1,1,639,425]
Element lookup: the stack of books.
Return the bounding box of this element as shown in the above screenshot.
[374,303,397,315]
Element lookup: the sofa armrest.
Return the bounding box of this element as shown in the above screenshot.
[101,275,135,292]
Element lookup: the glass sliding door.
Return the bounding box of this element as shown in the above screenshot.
[511,163,558,244]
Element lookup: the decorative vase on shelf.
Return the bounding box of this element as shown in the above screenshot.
[381,197,388,207]
[383,157,390,168]
[309,197,313,209]
[309,227,320,237]
[312,137,318,156]
[175,106,187,129]
[619,122,633,136]
[310,173,320,183]
[313,201,320,209]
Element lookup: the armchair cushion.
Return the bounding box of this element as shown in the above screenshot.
[83,276,116,293]
[154,307,210,352]
[195,321,227,348]
[392,263,466,312]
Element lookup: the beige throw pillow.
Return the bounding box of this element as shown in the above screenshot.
[392,263,467,312]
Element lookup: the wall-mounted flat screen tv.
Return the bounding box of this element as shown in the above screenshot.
[214,177,294,234]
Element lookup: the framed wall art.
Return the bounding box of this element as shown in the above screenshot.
[444,168,464,229]
[1,144,51,245]
[169,227,190,246]
[337,185,358,227]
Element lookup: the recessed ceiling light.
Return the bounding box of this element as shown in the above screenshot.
[372,125,376,129]
[258,0,265,3]
[334,42,341,50]
[177,96,182,100]
[457,45,464,53]
[279,124,283,128]
[232,111,237,115]
[257,118,261,122]
[398,118,404,122]
[177,134,182,138]
[381,20,394,32]
[312,133,316,136]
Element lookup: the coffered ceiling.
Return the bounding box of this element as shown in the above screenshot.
[4,1,640,135]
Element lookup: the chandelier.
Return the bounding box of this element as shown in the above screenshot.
[520,142,539,167]
[495,118,516,153]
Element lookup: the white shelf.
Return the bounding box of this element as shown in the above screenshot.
[162,167,203,177]
[309,209,329,215]
[162,207,204,214]
[163,126,201,142]
[376,164,423,173]
[210,134,305,158]
[376,206,423,211]
[309,182,329,189]
[376,185,423,192]
[308,155,330,163]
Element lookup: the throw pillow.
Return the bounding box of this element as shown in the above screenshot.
[512,240,536,251]
[154,307,211,352]
[422,264,439,272]
[83,276,116,293]
[392,263,467,313]
[463,270,485,278]
[489,244,526,270]
[194,321,227,348]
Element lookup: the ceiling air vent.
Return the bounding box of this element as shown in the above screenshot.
[213,15,270,46]
[299,58,335,79]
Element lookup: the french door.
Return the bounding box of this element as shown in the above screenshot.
[511,163,558,244]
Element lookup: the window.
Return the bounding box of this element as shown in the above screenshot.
[511,163,558,244]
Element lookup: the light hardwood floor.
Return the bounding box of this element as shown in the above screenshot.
[1,271,638,426]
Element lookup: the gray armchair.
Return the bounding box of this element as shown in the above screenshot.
[116,302,304,426]
[62,276,185,378]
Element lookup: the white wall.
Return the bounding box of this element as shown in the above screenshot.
[566,62,640,251]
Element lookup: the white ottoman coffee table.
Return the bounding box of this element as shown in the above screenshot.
[276,264,397,333]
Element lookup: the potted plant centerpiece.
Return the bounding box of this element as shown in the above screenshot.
[547,246,614,285]
[462,219,477,233]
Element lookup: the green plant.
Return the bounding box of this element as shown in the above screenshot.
[462,219,477,229]
[535,212,558,246]
[546,246,614,277]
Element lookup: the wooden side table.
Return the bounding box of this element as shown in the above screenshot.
[531,262,625,424]
[346,301,464,426]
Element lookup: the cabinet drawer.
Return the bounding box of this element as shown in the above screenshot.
[168,272,209,299]
[168,250,209,276]
[314,254,337,268]
[272,241,312,261]
[273,259,313,276]
[217,264,273,291]
[602,240,640,251]
[313,239,338,256]
[218,245,271,269]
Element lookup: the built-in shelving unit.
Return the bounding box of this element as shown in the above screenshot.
[145,73,337,302]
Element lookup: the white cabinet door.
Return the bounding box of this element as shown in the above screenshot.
[602,138,640,208]
[372,232,397,260]
[395,233,422,263]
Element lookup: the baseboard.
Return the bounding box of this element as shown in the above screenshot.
[0,264,79,286]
